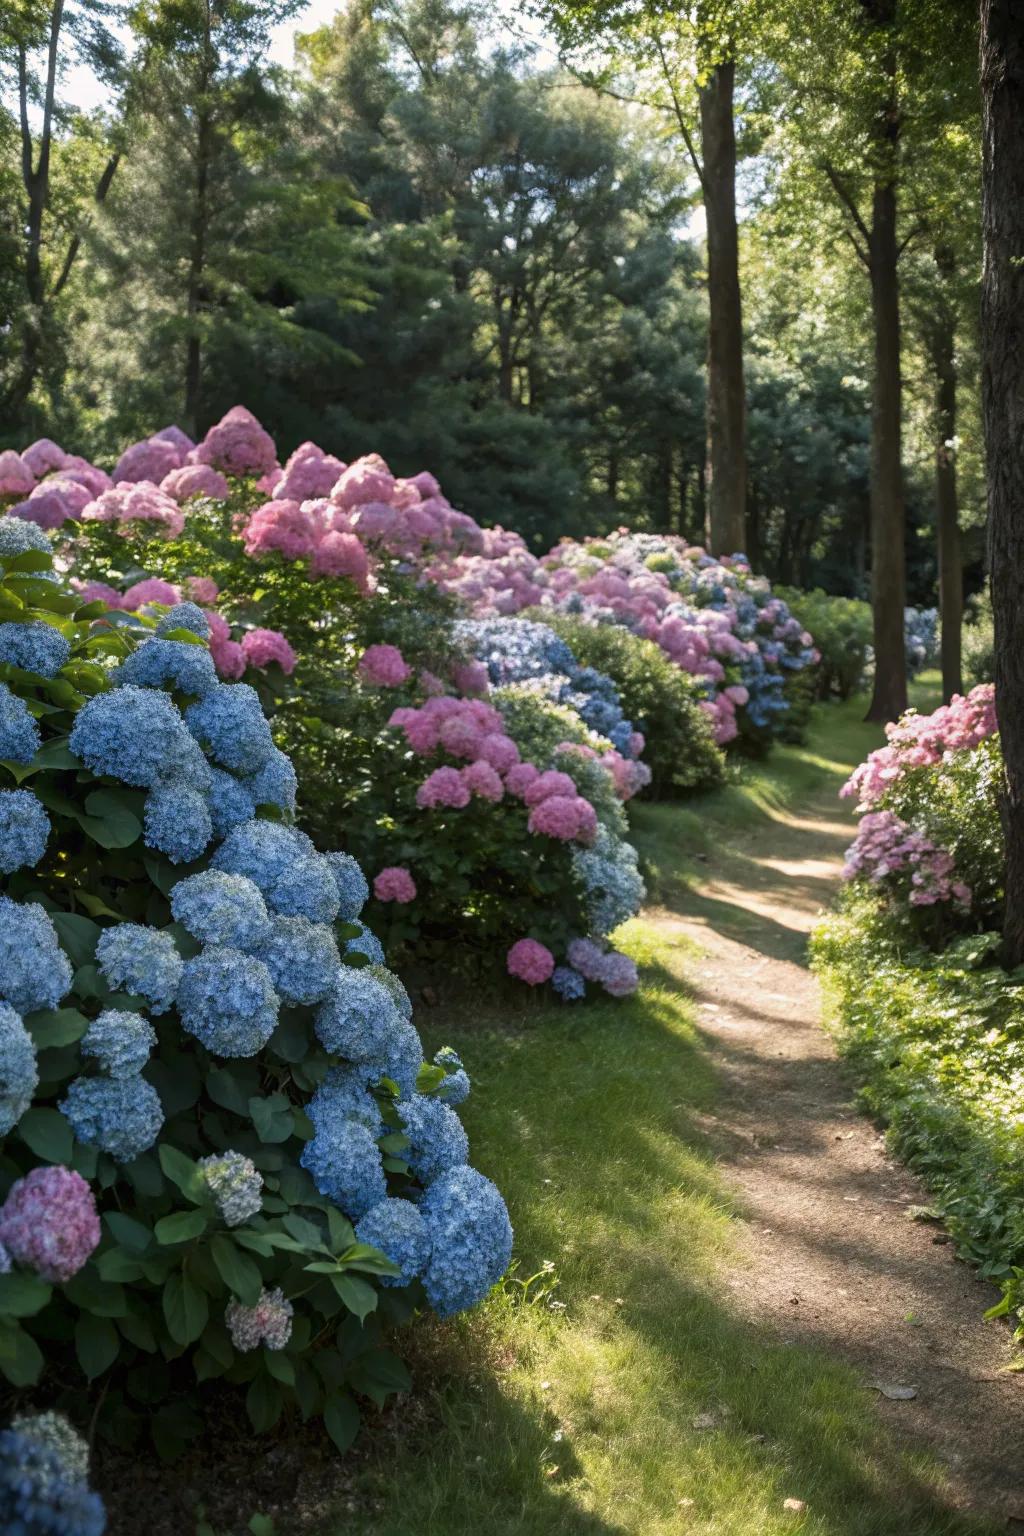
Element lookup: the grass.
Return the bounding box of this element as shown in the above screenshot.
[327,675,995,1536]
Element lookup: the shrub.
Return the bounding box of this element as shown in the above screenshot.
[524,613,725,796]
[0,525,511,1478]
[963,590,995,687]
[774,587,871,701]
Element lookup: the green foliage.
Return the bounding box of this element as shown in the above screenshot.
[963,589,994,687]
[774,587,872,701]
[530,612,725,796]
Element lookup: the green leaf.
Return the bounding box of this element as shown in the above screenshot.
[155,1210,208,1245]
[326,1209,355,1253]
[49,911,101,968]
[346,1347,412,1407]
[249,1092,294,1144]
[246,1373,283,1433]
[18,1106,73,1163]
[96,1250,146,1283]
[0,1321,43,1385]
[78,789,142,849]
[209,1235,263,1306]
[323,1391,360,1453]
[264,1349,295,1386]
[207,1066,256,1116]
[282,1213,325,1250]
[31,737,79,770]
[337,1242,400,1278]
[163,1272,209,1346]
[330,1273,377,1322]
[0,1272,52,1318]
[75,1313,120,1380]
[158,1144,206,1204]
[24,1006,90,1048]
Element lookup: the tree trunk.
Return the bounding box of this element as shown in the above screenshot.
[185,104,212,434]
[931,247,963,703]
[700,59,746,557]
[980,0,1024,965]
[746,480,762,571]
[863,7,908,724]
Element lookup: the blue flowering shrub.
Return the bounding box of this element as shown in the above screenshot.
[0,523,512,1504]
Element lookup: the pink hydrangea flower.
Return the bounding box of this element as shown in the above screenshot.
[476,733,520,773]
[113,435,184,484]
[193,405,278,476]
[10,477,91,530]
[523,770,578,807]
[461,760,504,802]
[121,576,181,609]
[567,937,606,980]
[74,580,124,607]
[52,456,111,496]
[437,714,484,759]
[20,439,69,478]
[0,451,35,498]
[505,761,540,798]
[452,659,489,696]
[211,638,247,679]
[599,951,638,997]
[276,442,346,501]
[507,938,555,985]
[374,866,417,903]
[330,453,395,509]
[81,481,185,538]
[243,499,318,561]
[349,502,399,542]
[358,644,411,687]
[310,531,370,588]
[184,576,219,604]
[528,794,596,842]
[418,668,445,696]
[416,766,470,809]
[161,463,230,502]
[153,424,194,453]
[0,1165,100,1282]
[226,1287,293,1351]
[241,628,296,674]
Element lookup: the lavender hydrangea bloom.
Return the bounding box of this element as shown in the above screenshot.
[0,896,72,1013]
[259,915,340,1005]
[95,923,183,1014]
[324,851,368,920]
[143,781,212,864]
[344,922,385,966]
[80,1009,157,1078]
[551,965,586,1002]
[70,686,203,787]
[300,1120,386,1217]
[0,1001,38,1134]
[0,1165,100,1282]
[0,620,71,678]
[0,788,49,874]
[0,682,40,764]
[420,1166,513,1317]
[61,1074,164,1162]
[206,768,256,838]
[170,870,271,948]
[115,637,218,697]
[177,947,279,1056]
[156,602,210,640]
[434,1046,470,1105]
[572,825,645,936]
[199,1150,263,1226]
[0,1424,106,1536]
[184,683,275,774]
[244,748,297,816]
[355,1197,429,1286]
[396,1096,469,1184]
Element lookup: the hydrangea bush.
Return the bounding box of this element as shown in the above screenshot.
[0,528,511,1484]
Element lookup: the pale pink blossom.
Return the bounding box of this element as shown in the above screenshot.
[161,464,230,502]
[241,628,296,674]
[506,938,554,985]
[358,644,411,687]
[374,866,417,903]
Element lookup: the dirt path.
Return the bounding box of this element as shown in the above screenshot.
[657,776,1023,1526]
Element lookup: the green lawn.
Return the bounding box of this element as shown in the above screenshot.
[335,678,991,1536]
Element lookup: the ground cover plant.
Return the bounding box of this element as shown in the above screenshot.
[0,523,513,1528]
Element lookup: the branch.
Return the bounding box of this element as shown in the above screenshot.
[843,228,871,271]
[51,152,121,298]
[18,44,33,191]
[38,0,66,191]
[653,34,705,192]
[822,160,871,248]
[897,222,928,261]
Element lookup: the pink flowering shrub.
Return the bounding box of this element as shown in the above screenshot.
[841,685,998,810]
[0,1166,101,1283]
[359,644,412,687]
[842,810,971,908]
[374,866,418,903]
[507,938,555,985]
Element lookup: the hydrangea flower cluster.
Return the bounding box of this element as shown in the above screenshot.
[0,1166,100,1282]
[841,685,998,810]
[199,1150,264,1226]
[904,606,940,676]
[0,788,50,875]
[841,809,971,907]
[226,1286,294,1351]
[0,1411,106,1536]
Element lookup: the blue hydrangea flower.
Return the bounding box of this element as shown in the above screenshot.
[0,519,51,557]
[572,825,645,936]
[397,1095,469,1184]
[0,788,49,874]
[143,781,212,864]
[80,1009,156,1078]
[156,602,210,640]
[420,1166,513,1318]
[170,870,271,948]
[300,1120,386,1218]
[324,852,368,920]
[259,915,340,1005]
[0,1001,38,1135]
[314,970,407,1062]
[60,1073,164,1162]
[115,637,218,697]
[306,1067,384,1138]
[211,818,315,888]
[177,947,279,1056]
[0,682,40,765]
[552,965,586,1002]
[0,1423,106,1536]
[95,923,182,1014]
[70,686,204,788]
[366,964,412,1020]
[184,683,275,774]
[199,1150,263,1226]
[9,1411,90,1487]
[355,1197,430,1286]
[206,768,256,838]
[244,749,297,817]
[269,854,340,923]
[0,896,72,1014]
[371,1017,422,1098]
[344,922,385,966]
[434,1046,470,1105]
[0,620,71,679]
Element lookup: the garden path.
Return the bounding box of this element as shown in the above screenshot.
[654,770,1024,1525]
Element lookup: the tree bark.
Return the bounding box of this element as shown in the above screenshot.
[699,59,746,557]
[185,105,212,433]
[930,246,963,703]
[980,0,1024,965]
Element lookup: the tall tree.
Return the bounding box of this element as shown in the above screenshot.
[979,0,1024,964]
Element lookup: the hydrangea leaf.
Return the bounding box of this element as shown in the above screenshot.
[154,1210,209,1245]
[0,1273,52,1318]
[323,1390,360,1453]
[0,1319,44,1385]
[24,1006,90,1047]
[163,1272,209,1346]
[209,1234,262,1307]
[249,1092,294,1144]
[345,1347,411,1407]
[104,1210,152,1252]
[246,1374,283,1434]
[158,1144,206,1205]
[17,1106,74,1163]
[75,1313,120,1380]
[329,1273,377,1321]
[49,910,102,969]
